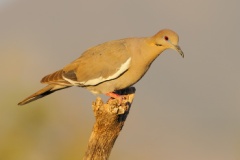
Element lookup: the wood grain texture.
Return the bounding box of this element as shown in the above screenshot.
[83,87,136,160]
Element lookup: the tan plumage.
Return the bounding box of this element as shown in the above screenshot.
[18,29,184,105]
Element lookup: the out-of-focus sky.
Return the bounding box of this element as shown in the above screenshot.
[1,0,240,160]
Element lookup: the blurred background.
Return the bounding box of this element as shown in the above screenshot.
[1,0,240,160]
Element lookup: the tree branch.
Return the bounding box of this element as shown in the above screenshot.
[83,87,136,160]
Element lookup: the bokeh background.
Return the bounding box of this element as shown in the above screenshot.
[1,0,240,160]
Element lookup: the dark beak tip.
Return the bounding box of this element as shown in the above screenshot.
[174,45,184,58]
[178,51,184,58]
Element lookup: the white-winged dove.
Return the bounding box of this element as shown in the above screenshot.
[18,29,184,105]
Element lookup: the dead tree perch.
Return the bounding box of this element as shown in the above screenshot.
[83,87,136,160]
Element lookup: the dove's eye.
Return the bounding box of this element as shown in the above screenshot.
[164,36,169,41]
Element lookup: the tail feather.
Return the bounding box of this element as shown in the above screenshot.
[18,84,69,105]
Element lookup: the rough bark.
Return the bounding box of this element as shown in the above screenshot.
[83,87,136,160]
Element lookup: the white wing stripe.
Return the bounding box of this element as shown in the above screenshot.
[82,57,131,85]
[62,76,79,86]
[62,57,131,86]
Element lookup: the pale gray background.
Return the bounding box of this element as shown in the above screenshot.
[1,0,240,160]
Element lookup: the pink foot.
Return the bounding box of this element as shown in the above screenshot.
[106,92,125,104]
